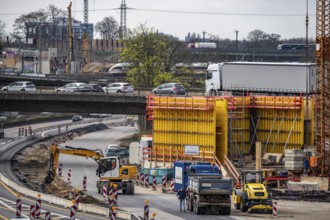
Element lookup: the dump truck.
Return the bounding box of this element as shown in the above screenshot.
[232,170,272,213]
[45,145,137,195]
[174,162,233,215]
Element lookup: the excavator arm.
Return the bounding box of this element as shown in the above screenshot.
[45,145,104,184]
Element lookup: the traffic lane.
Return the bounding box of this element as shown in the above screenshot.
[0,180,108,220]
[3,115,126,138]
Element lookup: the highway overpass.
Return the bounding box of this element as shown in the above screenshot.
[0,92,147,115]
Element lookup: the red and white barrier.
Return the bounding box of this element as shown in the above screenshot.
[171,178,174,192]
[103,184,107,199]
[16,197,21,218]
[113,185,118,204]
[58,164,63,176]
[273,201,277,217]
[152,176,156,190]
[108,184,113,203]
[144,200,149,220]
[141,173,145,187]
[70,203,76,220]
[75,192,80,207]
[83,175,87,191]
[110,206,117,220]
[45,211,51,220]
[35,195,41,217]
[67,169,71,182]
[145,173,149,188]
[162,175,167,193]
[30,205,35,220]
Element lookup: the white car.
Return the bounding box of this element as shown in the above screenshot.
[1,81,37,92]
[103,82,134,93]
[56,83,85,92]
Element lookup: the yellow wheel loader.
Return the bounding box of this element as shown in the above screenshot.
[232,170,272,213]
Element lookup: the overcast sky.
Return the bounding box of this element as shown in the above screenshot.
[0,0,316,40]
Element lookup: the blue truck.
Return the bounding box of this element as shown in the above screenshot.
[174,161,233,215]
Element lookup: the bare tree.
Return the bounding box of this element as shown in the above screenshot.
[14,9,47,43]
[0,20,6,42]
[46,4,66,47]
[95,16,119,40]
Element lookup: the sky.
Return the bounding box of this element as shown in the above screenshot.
[0,0,316,41]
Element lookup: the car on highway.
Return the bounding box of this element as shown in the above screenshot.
[105,144,129,158]
[56,83,85,92]
[103,82,134,93]
[152,83,186,95]
[72,115,83,122]
[77,84,104,92]
[1,81,37,92]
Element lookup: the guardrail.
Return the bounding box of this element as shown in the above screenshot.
[0,122,142,220]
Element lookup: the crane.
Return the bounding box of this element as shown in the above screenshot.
[315,0,330,176]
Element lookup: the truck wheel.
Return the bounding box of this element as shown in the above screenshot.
[235,203,241,210]
[220,206,231,215]
[125,182,131,195]
[130,182,135,195]
[241,195,248,212]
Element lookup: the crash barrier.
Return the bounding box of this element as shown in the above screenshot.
[30,205,35,220]
[171,178,174,192]
[103,184,107,199]
[70,202,76,220]
[145,173,149,188]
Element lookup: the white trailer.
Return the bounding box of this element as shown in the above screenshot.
[194,42,217,48]
[205,62,316,95]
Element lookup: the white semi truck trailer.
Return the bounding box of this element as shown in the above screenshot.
[206,62,316,95]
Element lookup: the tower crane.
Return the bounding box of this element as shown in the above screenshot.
[314,0,330,176]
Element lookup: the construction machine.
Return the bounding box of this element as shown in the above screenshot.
[45,144,137,195]
[232,170,272,213]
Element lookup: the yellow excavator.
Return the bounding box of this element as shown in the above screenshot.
[45,144,137,195]
[232,170,272,213]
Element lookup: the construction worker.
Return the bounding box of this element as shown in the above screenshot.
[176,187,186,212]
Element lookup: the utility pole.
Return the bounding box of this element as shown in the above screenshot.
[235,30,239,61]
[202,30,206,42]
[38,26,42,73]
[67,2,73,75]
[305,0,309,102]
[119,0,127,39]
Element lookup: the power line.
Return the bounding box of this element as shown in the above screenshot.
[0,8,316,17]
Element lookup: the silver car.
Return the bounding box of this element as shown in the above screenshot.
[1,81,37,92]
[103,82,134,93]
[56,83,85,92]
[152,83,186,95]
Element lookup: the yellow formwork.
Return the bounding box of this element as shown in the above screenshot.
[149,95,312,165]
[152,96,217,164]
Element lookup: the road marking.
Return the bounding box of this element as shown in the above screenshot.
[0,198,28,218]
[0,214,8,220]
[6,140,12,143]
[0,142,5,144]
